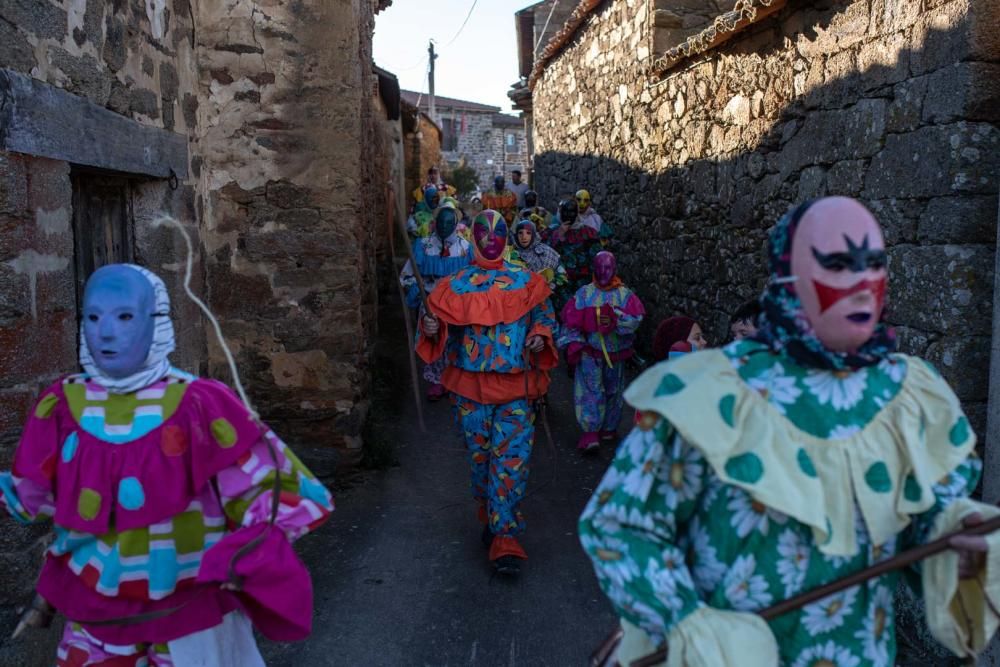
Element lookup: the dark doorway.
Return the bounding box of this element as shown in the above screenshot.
[70,170,136,308]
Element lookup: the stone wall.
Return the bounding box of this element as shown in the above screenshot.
[532,0,1000,438]
[441,109,498,188]
[195,0,381,473]
[490,122,530,180]
[402,104,443,207]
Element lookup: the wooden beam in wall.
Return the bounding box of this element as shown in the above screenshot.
[0,68,187,179]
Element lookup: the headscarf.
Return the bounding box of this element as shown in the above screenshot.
[513,220,561,273]
[79,264,177,393]
[652,316,695,362]
[752,201,896,370]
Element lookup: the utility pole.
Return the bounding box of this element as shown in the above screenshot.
[428,41,438,125]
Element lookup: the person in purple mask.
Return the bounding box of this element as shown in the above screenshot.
[558,251,644,452]
[0,264,332,666]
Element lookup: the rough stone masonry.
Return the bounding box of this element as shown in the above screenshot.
[531,0,1000,441]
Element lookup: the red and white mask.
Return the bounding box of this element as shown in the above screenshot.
[789,198,888,354]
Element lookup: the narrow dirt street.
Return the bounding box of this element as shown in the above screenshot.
[261,295,621,666]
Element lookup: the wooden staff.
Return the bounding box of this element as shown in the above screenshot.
[593,512,1000,667]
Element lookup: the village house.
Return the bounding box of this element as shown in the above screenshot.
[401,90,528,191]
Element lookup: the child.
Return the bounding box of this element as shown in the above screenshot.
[730,299,763,341]
[650,315,708,362]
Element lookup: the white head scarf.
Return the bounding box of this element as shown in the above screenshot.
[79,264,177,394]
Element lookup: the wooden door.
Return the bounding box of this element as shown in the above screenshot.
[70,172,136,308]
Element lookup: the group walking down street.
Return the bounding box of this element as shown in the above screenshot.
[1,0,999,666]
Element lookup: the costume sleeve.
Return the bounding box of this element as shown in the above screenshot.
[214,429,333,542]
[0,390,62,525]
[904,457,1000,658]
[614,293,645,336]
[0,473,54,525]
[528,297,559,369]
[399,260,423,309]
[579,417,777,666]
[415,316,448,364]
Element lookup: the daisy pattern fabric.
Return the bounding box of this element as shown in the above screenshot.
[579,339,999,666]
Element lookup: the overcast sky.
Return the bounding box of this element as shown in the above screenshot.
[373,1,538,113]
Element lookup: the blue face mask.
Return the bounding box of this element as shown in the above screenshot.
[82,266,156,378]
[435,208,458,241]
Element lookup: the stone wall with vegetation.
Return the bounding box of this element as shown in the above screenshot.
[532,0,999,439]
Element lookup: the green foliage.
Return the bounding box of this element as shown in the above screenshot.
[445,164,479,199]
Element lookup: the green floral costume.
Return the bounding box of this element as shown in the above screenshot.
[579,340,1000,666]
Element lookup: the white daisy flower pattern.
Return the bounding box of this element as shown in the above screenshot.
[792,640,861,667]
[801,586,860,635]
[584,535,641,589]
[656,440,703,509]
[723,554,773,611]
[878,357,906,383]
[622,464,655,502]
[688,516,726,594]
[855,585,893,665]
[804,370,868,411]
[776,528,810,597]
[728,487,788,538]
[746,362,802,414]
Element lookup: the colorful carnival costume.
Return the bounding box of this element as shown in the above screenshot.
[558,252,644,452]
[407,185,441,238]
[400,204,472,400]
[417,210,558,575]
[510,219,567,292]
[579,198,1000,666]
[519,190,553,231]
[548,198,613,311]
[0,265,332,666]
[480,176,519,224]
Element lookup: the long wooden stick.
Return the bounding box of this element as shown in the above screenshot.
[627,512,1000,667]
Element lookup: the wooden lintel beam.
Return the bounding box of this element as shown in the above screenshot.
[0,68,188,179]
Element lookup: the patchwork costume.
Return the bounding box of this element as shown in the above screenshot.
[579,200,1000,666]
[417,210,558,571]
[481,178,519,225]
[558,252,644,451]
[0,265,332,666]
[548,199,613,311]
[400,204,472,399]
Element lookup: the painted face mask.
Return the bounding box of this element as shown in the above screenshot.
[524,190,538,208]
[558,199,578,225]
[82,265,158,378]
[493,175,505,192]
[423,185,439,209]
[592,251,616,287]
[575,189,591,213]
[472,210,509,261]
[790,198,888,354]
[434,205,458,241]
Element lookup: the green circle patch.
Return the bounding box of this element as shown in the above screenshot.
[797,448,817,478]
[78,488,102,520]
[35,394,58,419]
[719,394,736,428]
[864,462,892,494]
[654,374,685,397]
[211,418,238,448]
[724,452,763,484]
[903,474,922,502]
[949,417,970,447]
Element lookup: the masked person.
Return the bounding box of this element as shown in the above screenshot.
[574,189,609,237]
[579,197,998,667]
[548,198,608,311]
[417,210,558,575]
[558,252,644,452]
[0,264,333,666]
[519,190,553,231]
[407,184,441,237]
[480,176,518,225]
[510,219,567,292]
[400,203,473,400]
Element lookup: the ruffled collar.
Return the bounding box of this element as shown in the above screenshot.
[625,346,975,556]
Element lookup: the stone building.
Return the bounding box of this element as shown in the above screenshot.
[401,99,444,204]
[0,0,393,658]
[518,0,999,438]
[401,90,528,189]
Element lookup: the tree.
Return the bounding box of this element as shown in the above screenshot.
[444,163,479,199]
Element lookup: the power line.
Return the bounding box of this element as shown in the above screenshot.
[444,0,478,47]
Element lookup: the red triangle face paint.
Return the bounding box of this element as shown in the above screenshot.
[813,277,887,314]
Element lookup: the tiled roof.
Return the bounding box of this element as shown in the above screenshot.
[400,90,501,113]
